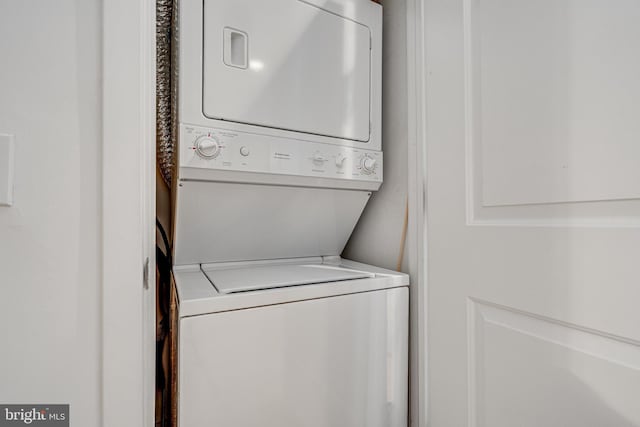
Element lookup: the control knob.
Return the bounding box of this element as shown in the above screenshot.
[195,136,221,159]
[361,155,377,174]
[312,153,326,166]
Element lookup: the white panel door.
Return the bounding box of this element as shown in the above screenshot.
[421,0,640,426]
[202,0,372,142]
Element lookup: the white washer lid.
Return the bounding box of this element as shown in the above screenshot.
[202,264,374,294]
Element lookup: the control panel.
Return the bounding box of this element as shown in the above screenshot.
[179,125,383,182]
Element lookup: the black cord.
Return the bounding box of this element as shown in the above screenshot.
[155,218,173,427]
[156,218,172,265]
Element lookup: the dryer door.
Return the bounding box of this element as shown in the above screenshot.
[202,0,372,142]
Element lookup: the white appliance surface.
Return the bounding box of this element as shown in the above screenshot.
[173,2,403,425]
[174,0,385,266]
[178,124,383,187]
[203,263,374,294]
[175,257,409,316]
[178,0,383,162]
[175,257,409,427]
[174,0,384,266]
[203,0,371,142]
[173,181,372,266]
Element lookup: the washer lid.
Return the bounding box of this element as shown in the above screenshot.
[202,264,374,294]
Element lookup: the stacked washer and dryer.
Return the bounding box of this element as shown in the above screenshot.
[172,0,409,426]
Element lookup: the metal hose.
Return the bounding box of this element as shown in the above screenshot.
[156,0,175,185]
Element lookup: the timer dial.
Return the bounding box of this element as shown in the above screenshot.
[361,155,377,174]
[195,136,221,159]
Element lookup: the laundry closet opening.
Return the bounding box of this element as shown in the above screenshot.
[154,1,411,426]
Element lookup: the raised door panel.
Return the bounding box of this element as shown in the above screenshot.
[469,301,640,427]
[463,0,640,226]
[473,0,640,207]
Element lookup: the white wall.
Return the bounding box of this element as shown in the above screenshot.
[343,0,409,272]
[0,1,102,426]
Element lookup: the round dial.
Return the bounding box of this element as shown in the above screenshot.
[361,155,377,174]
[195,136,221,159]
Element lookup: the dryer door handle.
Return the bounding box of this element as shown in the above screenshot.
[223,27,248,69]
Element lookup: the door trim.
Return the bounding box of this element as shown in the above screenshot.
[406,0,428,426]
[102,0,156,426]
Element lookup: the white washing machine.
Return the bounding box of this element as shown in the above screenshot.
[173,0,408,425]
[174,257,408,427]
